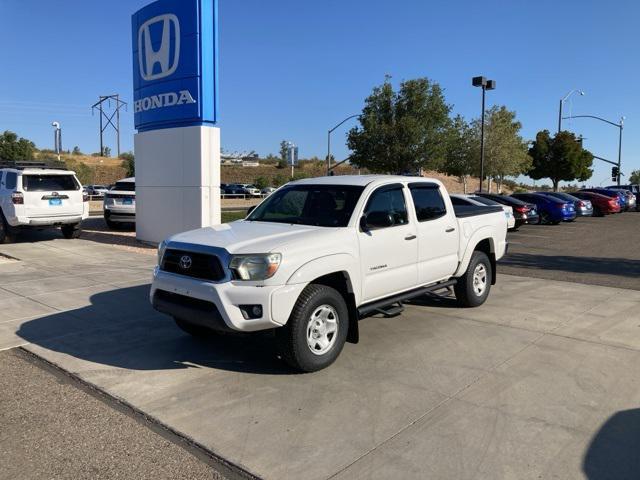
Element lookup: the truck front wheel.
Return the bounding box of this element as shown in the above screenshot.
[454,251,492,308]
[276,284,349,372]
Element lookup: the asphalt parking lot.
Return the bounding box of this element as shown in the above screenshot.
[1,215,640,479]
[501,211,640,290]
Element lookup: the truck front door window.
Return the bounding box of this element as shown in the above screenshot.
[364,186,408,227]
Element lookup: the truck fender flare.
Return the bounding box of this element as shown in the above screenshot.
[454,228,495,278]
[287,254,361,344]
[286,254,360,294]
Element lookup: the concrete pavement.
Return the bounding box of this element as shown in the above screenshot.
[1,236,640,479]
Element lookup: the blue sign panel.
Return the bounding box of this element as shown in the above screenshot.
[132,0,218,132]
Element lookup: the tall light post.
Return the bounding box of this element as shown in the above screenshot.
[327,114,360,174]
[51,121,62,162]
[472,76,496,192]
[562,114,625,186]
[558,89,585,133]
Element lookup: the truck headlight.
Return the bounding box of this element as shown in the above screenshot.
[230,253,281,281]
[157,240,168,265]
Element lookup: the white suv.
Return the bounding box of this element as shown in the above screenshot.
[0,162,88,243]
[103,177,135,229]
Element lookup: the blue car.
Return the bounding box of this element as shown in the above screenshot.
[580,188,626,211]
[510,193,576,224]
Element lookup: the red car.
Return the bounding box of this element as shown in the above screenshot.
[571,191,620,216]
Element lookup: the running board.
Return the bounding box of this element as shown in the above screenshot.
[374,302,404,318]
[358,280,457,317]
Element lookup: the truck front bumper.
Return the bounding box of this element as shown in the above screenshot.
[150,267,306,332]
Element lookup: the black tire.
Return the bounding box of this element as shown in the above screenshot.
[105,218,119,230]
[61,223,81,239]
[538,212,547,224]
[454,251,492,308]
[276,284,349,372]
[0,212,14,244]
[173,317,216,337]
[551,220,561,225]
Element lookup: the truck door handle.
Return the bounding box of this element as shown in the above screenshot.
[445,227,455,233]
[404,234,417,241]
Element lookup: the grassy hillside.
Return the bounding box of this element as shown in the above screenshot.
[34,151,507,194]
[34,152,126,185]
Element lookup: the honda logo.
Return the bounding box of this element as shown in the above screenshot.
[138,14,180,81]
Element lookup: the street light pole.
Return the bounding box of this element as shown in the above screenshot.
[472,76,496,192]
[51,121,61,162]
[480,87,486,191]
[562,114,625,185]
[558,89,585,133]
[327,114,360,174]
[617,117,624,186]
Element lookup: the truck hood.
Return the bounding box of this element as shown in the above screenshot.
[167,221,338,254]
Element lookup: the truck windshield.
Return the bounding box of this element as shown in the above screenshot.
[247,184,364,227]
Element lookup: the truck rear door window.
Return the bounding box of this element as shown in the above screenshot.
[22,174,79,192]
[409,185,447,221]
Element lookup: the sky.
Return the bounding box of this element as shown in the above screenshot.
[0,0,638,186]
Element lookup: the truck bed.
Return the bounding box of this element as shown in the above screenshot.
[453,205,504,218]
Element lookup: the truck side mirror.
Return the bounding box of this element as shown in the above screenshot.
[246,205,256,216]
[361,211,394,230]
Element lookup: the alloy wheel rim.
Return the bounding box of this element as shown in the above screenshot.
[306,305,339,355]
[472,264,488,296]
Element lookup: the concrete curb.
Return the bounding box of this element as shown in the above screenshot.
[17,347,262,480]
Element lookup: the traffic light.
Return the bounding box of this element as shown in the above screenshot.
[612,166,620,182]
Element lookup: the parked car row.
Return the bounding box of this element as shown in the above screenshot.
[221,183,267,197]
[451,184,639,230]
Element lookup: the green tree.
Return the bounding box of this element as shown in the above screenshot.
[528,130,593,191]
[119,152,135,177]
[103,146,111,157]
[72,146,82,155]
[0,130,36,161]
[279,141,289,163]
[347,77,452,174]
[272,173,288,187]
[481,106,531,192]
[254,176,268,189]
[441,115,477,193]
[629,169,640,184]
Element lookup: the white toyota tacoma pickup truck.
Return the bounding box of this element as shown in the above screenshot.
[151,175,508,372]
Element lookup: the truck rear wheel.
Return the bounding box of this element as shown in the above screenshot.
[454,251,492,308]
[61,223,82,239]
[105,218,119,230]
[0,213,14,244]
[276,284,348,372]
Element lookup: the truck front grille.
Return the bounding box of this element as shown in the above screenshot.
[161,249,225,281]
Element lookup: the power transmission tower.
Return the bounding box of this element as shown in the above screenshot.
[91,95,127,157]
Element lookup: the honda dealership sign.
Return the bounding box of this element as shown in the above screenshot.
[132,0,218,132]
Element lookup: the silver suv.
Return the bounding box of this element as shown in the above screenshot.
[103,177,136,229]
[0,161,88,243]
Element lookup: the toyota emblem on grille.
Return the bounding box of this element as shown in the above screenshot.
[179,255,193,270]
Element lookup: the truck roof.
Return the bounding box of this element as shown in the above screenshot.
[1,167,76,175]
[289,174,442,188]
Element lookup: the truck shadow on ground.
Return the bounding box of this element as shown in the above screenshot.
[583,408,640,479]
[16,284,294,375]
[499,253,640,278]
